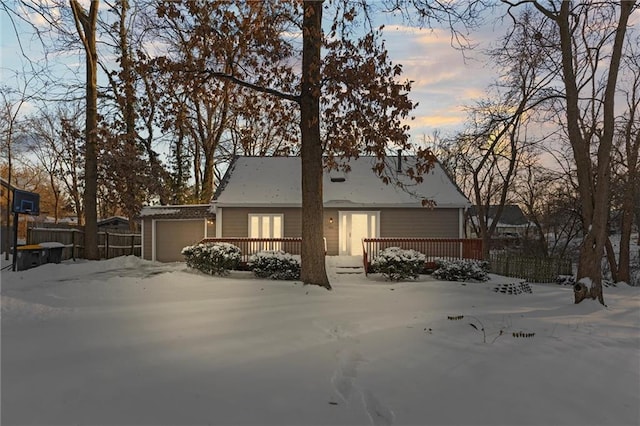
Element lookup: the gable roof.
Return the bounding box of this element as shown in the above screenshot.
[213,156,470,209]
[98,216,129,226]
[468,205,529,226]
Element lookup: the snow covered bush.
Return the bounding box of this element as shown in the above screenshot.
[433,259,490,282]
[371,247,426,281]
[249,250,301,280]
[555,275,575,286]
[181,242,241,276]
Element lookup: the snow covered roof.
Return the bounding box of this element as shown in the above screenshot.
[139,204,214,219]
[213,156,470,208]
[98,216,130,226]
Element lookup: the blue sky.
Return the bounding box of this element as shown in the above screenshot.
[0,5,499,142]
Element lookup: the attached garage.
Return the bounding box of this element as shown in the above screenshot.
[139,205,215,262]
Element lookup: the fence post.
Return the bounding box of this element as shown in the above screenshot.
[131,234,135,255]
[71,230,76,261]
[105,232,109,259]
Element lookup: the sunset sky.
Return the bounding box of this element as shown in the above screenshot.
[381,23,498,139]
[0,6,500,144]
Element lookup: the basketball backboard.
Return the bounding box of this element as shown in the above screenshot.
[12,189,40,215]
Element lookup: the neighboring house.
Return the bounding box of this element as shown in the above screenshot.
[98,216,134,232]
[212,155,471,256]
[58,217,79,225]
[466,205,532,238]
[140,204,215,262]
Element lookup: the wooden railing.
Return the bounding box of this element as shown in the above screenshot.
[362,238,484,275]
[199,238,304,264]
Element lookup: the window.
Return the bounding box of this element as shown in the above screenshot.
[248,214,283,252]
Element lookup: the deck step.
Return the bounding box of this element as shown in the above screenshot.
[334,266,365,275]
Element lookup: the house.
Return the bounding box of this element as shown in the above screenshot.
[141,155,472,262]
[212,155,470,256]
[466,204,532,238]
[140,204,215,262]
[98,216,135,232]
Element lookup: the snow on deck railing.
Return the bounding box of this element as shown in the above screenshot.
[198,238,327,263]
[362,238,484,275]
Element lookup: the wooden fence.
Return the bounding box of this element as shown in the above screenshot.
[27,227,141,261]
[489,253,573,283]
[362,238,484,274]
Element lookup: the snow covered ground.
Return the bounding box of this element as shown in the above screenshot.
[1,255,639,426]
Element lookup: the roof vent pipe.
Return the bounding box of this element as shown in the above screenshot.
[397,149,402,173]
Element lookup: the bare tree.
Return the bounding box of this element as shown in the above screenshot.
[500,1,637,304]
[607,37,640,284]
[68,0,99,259]
[24,109,65,223]
[96,0,170,229]
[0,76,37,259]
[3,0,102,257]
[20,104,85,225]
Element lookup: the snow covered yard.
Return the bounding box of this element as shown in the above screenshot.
[1,256,639,426]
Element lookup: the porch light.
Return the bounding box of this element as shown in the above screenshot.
[329,217,334,224]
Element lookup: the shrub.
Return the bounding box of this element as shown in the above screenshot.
[371,247,426,281]
[555,275,575,286]
[181,242,241,275]
[433,259,490,282]
[250,250,301,280]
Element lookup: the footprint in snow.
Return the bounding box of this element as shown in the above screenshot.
[331,350,362,403]
[330,349,394,425]
[363,389,395,426]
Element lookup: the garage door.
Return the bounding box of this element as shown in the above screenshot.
[155,220,205,262]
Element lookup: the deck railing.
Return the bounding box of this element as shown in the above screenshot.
[362,238,484,275]
[198,238,311,264]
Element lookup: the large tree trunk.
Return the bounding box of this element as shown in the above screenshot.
[299,0,330,289]
[71,0,100,260]
[616,119,639,283]
[4,120,13,260]
[556,2,601,304]
[556,1,635,304]
[120,0,140,231]
[605,237,619,283]
[617,193,634,283]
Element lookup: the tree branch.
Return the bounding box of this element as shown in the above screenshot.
[204,70,300,104]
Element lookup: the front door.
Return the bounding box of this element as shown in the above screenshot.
[339,211,379,256]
